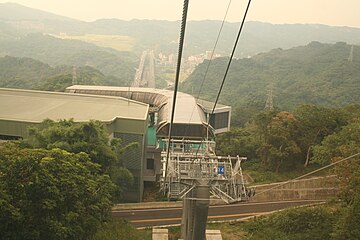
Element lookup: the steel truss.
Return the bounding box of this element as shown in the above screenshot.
[160,139,253,203]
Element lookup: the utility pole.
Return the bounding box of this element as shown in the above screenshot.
[348,45,354,62]
[72,65,77,85]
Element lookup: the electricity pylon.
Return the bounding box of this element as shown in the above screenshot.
[264,85,274,111]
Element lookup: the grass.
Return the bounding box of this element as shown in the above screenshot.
[242,160,333,185]
[92,219,151,240]
[98,201,341,240]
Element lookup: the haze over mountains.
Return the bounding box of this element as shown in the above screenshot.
[1,2,360,57]
[0,2,359,124]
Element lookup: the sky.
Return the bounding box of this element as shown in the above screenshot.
[1,0,360,28]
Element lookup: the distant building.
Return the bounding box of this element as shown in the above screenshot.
[205,51,213,60]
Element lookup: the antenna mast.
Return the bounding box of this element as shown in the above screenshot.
[72,65,77,85]
[348,45,354,62]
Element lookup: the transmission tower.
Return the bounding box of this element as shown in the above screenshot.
[72,65,77,85]
[264,86,274,111]
[348,45,354,62]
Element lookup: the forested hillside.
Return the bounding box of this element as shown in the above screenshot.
[0,33,137,82]
[0,56,126,91]
[181,42,360,126]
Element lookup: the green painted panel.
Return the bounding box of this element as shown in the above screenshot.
[147,127,157,146]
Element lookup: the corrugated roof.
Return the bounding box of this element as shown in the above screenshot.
[65,85,213,139]
[0,88,148,122]
[66,85,206,124]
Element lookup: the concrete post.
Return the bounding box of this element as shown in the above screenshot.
[181,183,210,240]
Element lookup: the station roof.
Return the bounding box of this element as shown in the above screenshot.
[0,88,148,123]
[66,85,206,124]
[197,99,231,113]
[66,85,212,138]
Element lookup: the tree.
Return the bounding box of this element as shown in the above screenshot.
[312,119,360,240]
[215,127,259,159]
[27,119,134,202]
[0,142,116,240]
[332,201,360,240]
[256,111,301,172]
[313,118,360,167]
[308,117,360,239]
[293,105,348,167]
[182,42,360,127]
[28,119,117,170]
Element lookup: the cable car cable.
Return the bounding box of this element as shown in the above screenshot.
[196,0,253,156]
[165,0,190,180]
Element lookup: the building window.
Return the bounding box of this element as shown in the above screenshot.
[209,112,229,129]
[0,135,22,140]
[147,159,155,170]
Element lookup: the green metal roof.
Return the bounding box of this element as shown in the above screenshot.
[0,88,149,123]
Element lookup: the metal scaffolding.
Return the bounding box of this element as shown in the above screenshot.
[160,139,254,240]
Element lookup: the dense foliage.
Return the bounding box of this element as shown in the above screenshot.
[313,118,360,166]
[241,144,360,240]
[1,4,360,239]
[182,42,360,126]
[92,219,148,240]
[313,113,360,239]
[243,206,338,240]
[27,119,117,169]
[216,104,359,239]
[216,104,359,173]
[0,143,115,240]
[27,119,134,202]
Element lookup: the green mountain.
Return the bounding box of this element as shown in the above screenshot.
[181,42,360,126]
[1,3,360,57]
[0,33,137,83]
[0,2,76,21]
[0,55,127,91]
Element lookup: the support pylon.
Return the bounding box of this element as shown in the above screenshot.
[264,86,274,111]
[72,65,77,85]
[348,45,354,62]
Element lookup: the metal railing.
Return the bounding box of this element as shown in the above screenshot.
[160,139,252,203]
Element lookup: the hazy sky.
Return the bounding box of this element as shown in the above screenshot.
[1,0,360,28]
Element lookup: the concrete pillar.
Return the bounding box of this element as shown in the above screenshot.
[152,228,168,240]
[181,183,210,240]
[206,230,223,240]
